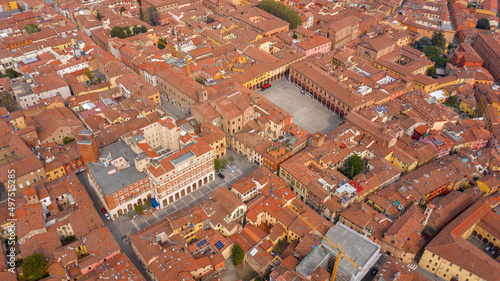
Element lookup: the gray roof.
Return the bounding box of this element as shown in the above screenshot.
[171,151,195,166]
[86,140,147,197]
[296,223,380,279]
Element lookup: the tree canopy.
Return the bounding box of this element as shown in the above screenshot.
[214,159,221,170]
[110,26,127,39]
[96,11,103,21]
[339,155,364,179]
[423,45,440,58]
[415,36,432,50]
[22,253,48,281]
[25,24,40,34]
[427,66,437,78]
[133,25,148,34]
[431,56,448,68]
[476,18,490,30]
[111,25,148,39]
[431,31,446,50]
[4,68,21,79]
[157,37,167,49]
[257,0,302,29]
[232,244,244,266]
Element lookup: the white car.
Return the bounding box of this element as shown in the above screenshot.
[228,166,234,173]
[104,213,111,220]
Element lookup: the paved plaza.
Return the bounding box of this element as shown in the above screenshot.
[258,78,343,134]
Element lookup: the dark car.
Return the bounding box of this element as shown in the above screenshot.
[101,207,107,214]
[370,268,379,276]
[218,173,225,179]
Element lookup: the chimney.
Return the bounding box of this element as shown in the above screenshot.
[422,203,435,226]
[77,130,100,164]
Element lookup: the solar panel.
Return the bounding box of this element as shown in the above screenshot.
[214,241,224,250]
[196,239,207,248]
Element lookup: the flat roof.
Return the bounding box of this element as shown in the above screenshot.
[296,223,380,279]
[86,140,147,197]
[322,223,380,275]
[171,150,195,166]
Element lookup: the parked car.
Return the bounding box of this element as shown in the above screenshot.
[491,250,497,256]
[300,90,305,95]
[104,213,111,220]
[228,166,234,173]
[370,268,379,276]
[101,207,107,214]
[218,173,225,179]
[485,245,492,252]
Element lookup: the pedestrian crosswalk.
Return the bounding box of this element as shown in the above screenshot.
[407,263,419,270]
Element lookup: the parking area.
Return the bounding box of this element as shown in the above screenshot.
[258,78,343,134]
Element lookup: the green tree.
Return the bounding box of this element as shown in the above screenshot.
[25,23,40,34]
[0,91,16,112]
[195,77,205,85]
[431,31,446,50]
[423,45,440,58]
[133,25,147,34]
[415,36,432,50]
[432,56,448,68]
[207,16,215,23]
[214,159,222,170]
[5,68,21,79]
[96,11,103,21]
[292,34,298,39]
[257,0,302,29]
[221,158,228,167]
[467,3,473,8]
[157,37,167,49]
[134,204,143,213]
[147,7,158,26]
[110,26,126,38]
[232,244,244,266]
[340,155,364,179]
[124,26,132,37]
[445,96,458,107]
[120,6,126,14]
[84,70,94,81]
[139,7,145,21]
[22,253,48,281]
[476,18,490,30]
[63,137,75,145]
[229,155,235,162]
[255,277,262,281]
[427,66,437,78]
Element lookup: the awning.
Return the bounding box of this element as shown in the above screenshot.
[150,198,159,209]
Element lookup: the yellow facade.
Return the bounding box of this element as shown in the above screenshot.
[173,221,204,243]
[419,250,484,281]
[459,100,476,117]
[1,1,17,11]
[46,165,66,181]
[385,152,418,173]
[53,39,77,51]
[9,116,26,129]
[476,180,497,196]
